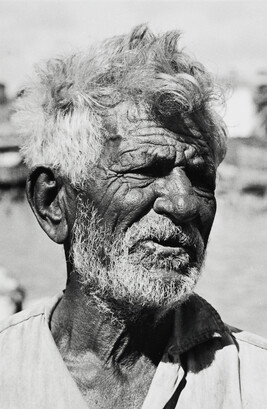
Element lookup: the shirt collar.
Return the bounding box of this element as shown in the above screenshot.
[43,291,227,356]
[169,293,228,356]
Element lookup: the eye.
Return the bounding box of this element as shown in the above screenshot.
[185,167,216,195]
[131,161,173,178]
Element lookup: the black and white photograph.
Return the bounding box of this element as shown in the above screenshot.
[0,1,266,407]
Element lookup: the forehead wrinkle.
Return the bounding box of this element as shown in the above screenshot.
[106,106,153,136]
[107,134,208,173]
[129,124,178,139]
[119,135,178,151]
[127,131,214,167]
[119,120,212,154]
[106,105,213,153]
[103,107,216,172]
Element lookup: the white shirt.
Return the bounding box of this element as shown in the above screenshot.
[0,292,267,408]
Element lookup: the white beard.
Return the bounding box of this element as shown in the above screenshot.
[71,199,205,318]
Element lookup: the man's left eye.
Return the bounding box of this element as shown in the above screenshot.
[185,168,216,195]
[131,163,173,178]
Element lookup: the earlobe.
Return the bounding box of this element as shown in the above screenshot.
[27,166,69,244]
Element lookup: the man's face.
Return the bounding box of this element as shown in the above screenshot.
[71,103,217,313]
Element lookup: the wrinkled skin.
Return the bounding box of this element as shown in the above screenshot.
[83,102,216,251]
[50,102,217,408]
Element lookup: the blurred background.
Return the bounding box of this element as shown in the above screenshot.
[0,0,266,336]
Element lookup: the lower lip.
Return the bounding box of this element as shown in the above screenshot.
[141,240,190,256]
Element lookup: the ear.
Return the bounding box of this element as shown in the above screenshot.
[26,166,75,244]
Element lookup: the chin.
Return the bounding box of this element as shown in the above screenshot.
[79,259,202,320]
[118,253,203,309]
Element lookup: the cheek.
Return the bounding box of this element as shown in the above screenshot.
[113,187,155,231]
[88,174,156,233]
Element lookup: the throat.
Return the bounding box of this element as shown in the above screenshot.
[50,282,175,370]
[49,282,176,408]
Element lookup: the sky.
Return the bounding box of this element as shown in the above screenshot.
[1,0,267,96]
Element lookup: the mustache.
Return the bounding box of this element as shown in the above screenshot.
[124,211,203,252]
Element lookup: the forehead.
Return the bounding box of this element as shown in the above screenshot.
[101,102,215,168]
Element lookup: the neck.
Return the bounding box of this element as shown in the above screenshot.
[50,276,174,368]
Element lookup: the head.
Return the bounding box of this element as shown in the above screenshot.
[13,25,227,318]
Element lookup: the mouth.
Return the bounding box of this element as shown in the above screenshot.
[129,237,196,261]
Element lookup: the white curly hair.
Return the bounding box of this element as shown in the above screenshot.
[13,24,227,187]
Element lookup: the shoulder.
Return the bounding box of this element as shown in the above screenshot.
[227,324,267,351]
[0,293,63,380]
[0,302,47,378]
[0,302,45,336]
[0,293,62,341]
[226,324,267,380]
[225,326,267,406]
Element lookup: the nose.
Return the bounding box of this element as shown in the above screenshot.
[153,167,200,224]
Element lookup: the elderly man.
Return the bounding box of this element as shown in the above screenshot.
[0,25,266,408]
